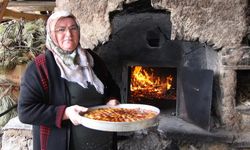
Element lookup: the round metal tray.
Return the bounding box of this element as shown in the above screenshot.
[79,104,160,132]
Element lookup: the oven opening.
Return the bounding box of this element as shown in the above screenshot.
[235,70,250,113]
[127,65,177,110]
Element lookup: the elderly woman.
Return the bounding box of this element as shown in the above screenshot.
[18,10,120,150]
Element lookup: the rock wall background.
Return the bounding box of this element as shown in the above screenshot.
[55,0,249,130]
[152,0,247,50]
[55,0,247,51]
[55,0,137,49]
[2,0,249,150]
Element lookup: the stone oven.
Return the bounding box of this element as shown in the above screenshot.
[95,8,216,131]
[54,0,250,149]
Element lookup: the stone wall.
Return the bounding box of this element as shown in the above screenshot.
[55,0,138,49]
[2,0,250,150]
[56,0,247,50]
[2,0,249,149]
[1,117,32,150]
[151,0,247,50]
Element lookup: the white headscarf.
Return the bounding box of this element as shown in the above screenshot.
[45,10,104,94]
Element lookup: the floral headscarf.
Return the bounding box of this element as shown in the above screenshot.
[45,10,104,94]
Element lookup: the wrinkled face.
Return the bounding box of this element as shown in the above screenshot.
[54,17,79,52]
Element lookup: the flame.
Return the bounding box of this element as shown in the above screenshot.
[130,66,175,101]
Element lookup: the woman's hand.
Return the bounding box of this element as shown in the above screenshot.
[63,105,88,125]
[106,99,120,106]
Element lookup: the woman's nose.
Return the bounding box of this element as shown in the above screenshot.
[65,29,72,36]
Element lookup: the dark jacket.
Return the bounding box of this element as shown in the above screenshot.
[18,50,120,150]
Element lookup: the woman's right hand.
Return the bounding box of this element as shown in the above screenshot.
[63,105,88,125]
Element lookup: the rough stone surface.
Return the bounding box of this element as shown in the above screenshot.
[1,117,32,150]
[55,0,248,50]
[1,0,248,149]
[55,0,138,49]
[217,70,241,130]
[240,114,250,130]
[53,0,249,59]
[118,128,171,150]
[221,46,250,66]
[1,130,32,150]
[117,115,235,150]
[151,0,247,50]
[0,128,2,149]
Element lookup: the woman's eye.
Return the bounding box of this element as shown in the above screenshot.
[69,26,78,31]
[56,28,66,32]
[54,26,78,33]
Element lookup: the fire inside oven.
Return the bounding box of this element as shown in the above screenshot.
[127,66,177,109]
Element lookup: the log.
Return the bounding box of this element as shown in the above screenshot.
[1,1,55,21]
[3,8,48,20]
[7,1,55,12]
[0,0,9,22]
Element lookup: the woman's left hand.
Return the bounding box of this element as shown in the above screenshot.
[106,99,120,106]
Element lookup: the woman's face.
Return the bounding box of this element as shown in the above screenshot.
[54,17,79,52]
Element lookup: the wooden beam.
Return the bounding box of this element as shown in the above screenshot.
[0,0,9,22]
[3,9,48,21]
[7,1,55,12]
